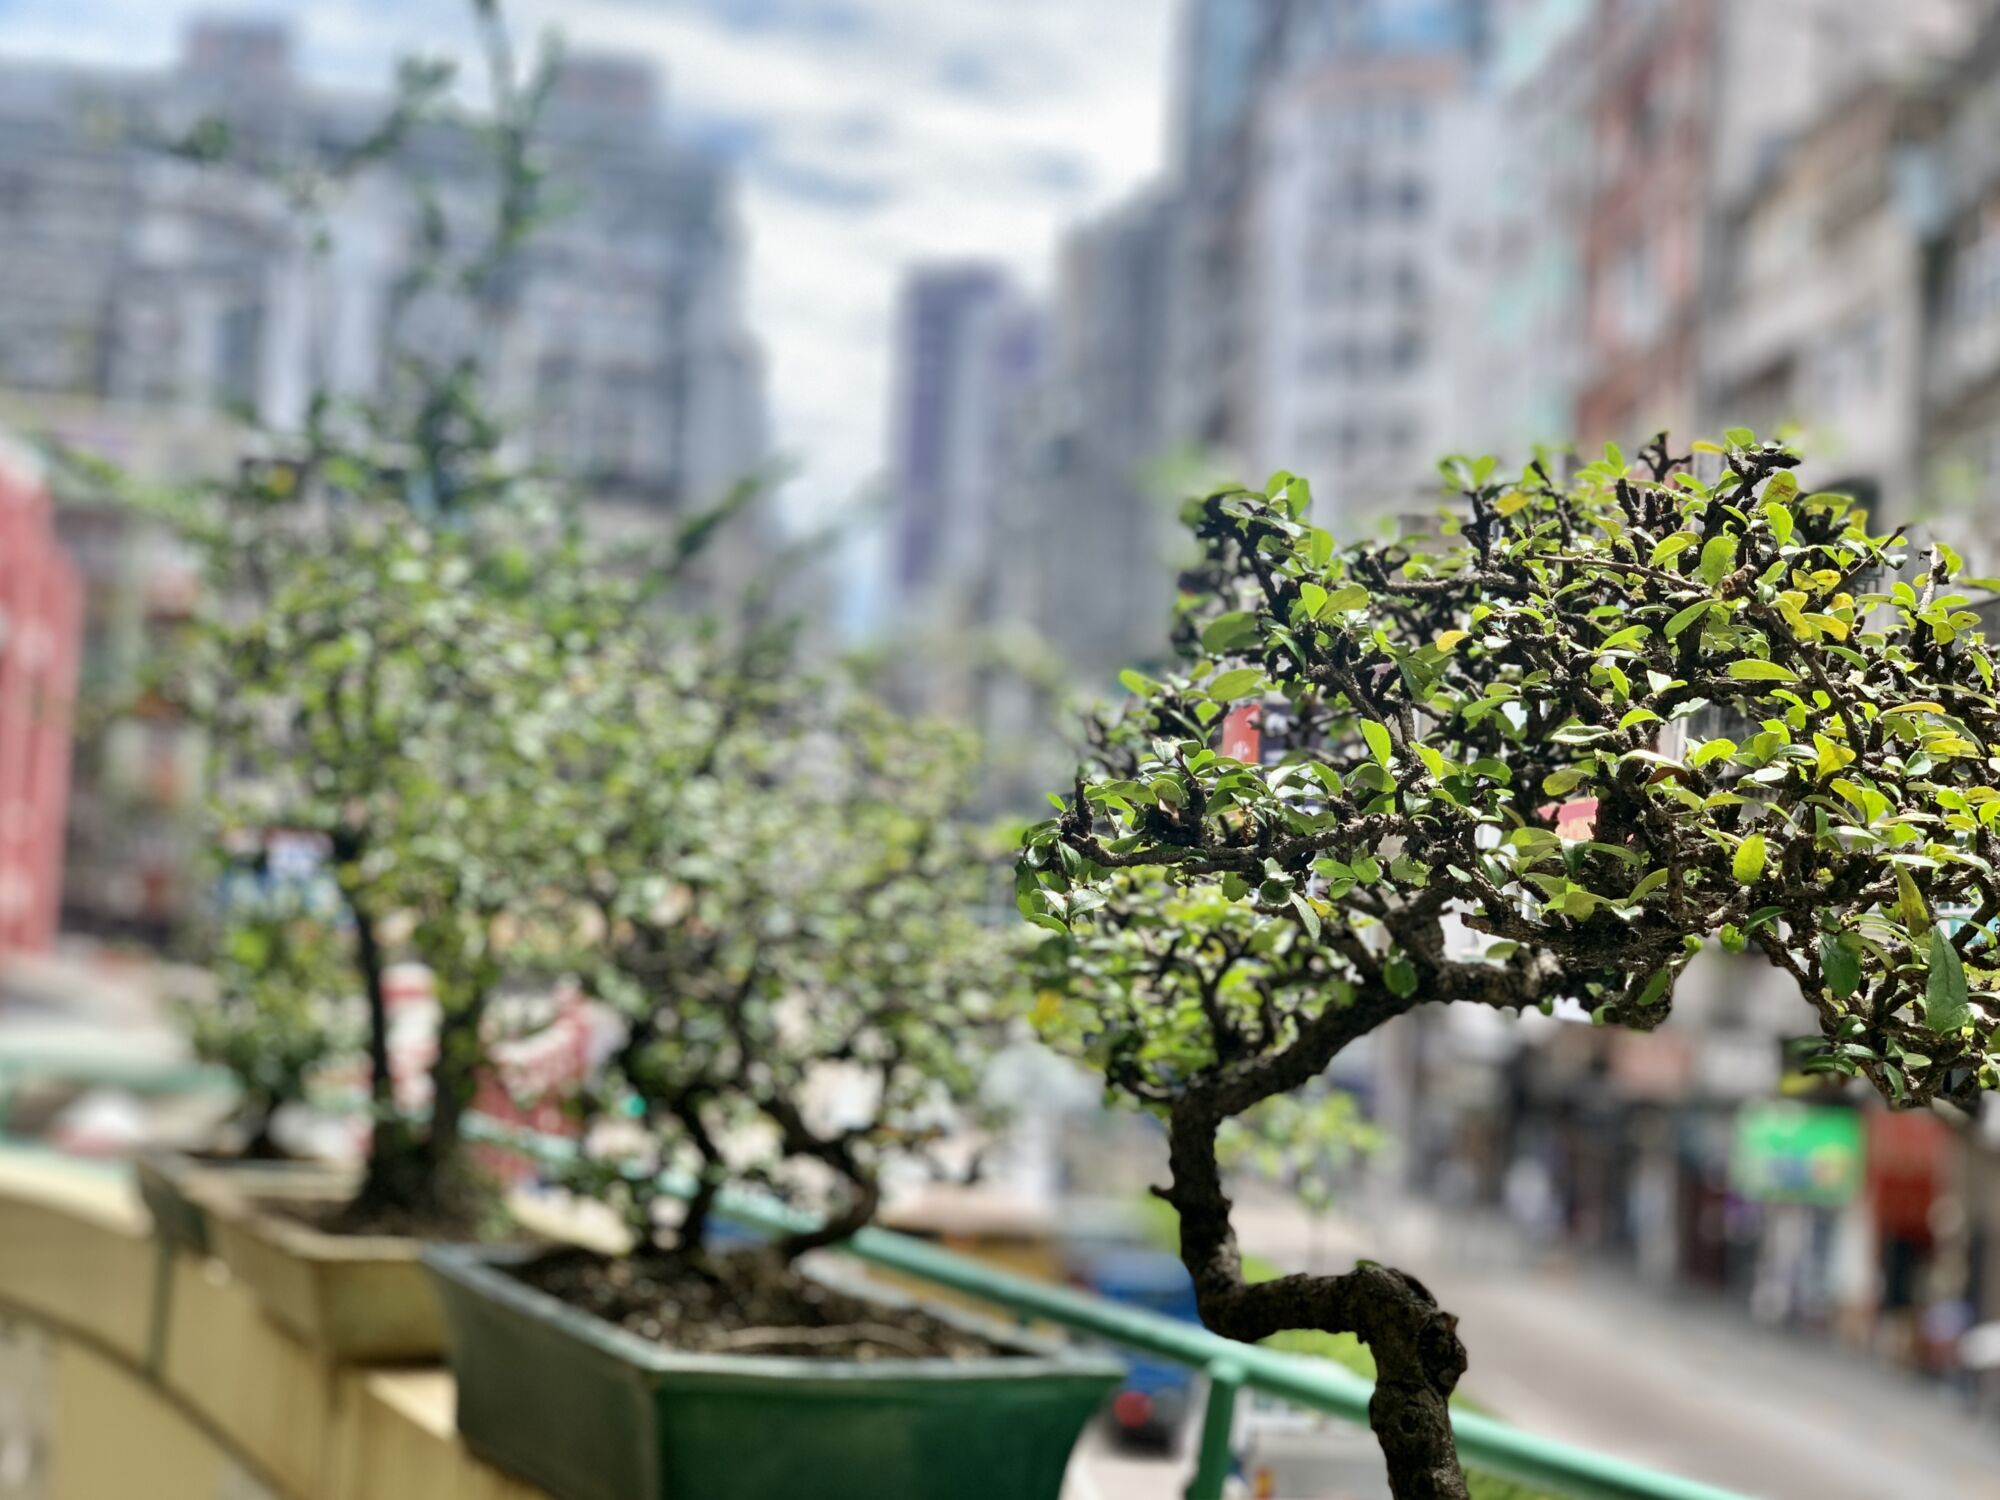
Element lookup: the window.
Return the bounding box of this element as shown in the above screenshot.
[214,302,263,411]
[1607,238,1662,348]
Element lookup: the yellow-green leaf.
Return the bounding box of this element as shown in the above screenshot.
[1361,719,1394,765]
[1700,535,1738,587]
[1733,833,1766,885]
[1813,732,1854,778]
[1896,865,1931,939]
[1207,667,1264,701]
[1726,659,1797,682]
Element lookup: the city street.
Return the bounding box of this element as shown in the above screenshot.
[1068,1190,2000,1499]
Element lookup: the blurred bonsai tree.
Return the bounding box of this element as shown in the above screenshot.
[123,0,679,1230]
[182,502,617,1225]
[1021,432,2000,1498]
[182,876,352,1160]
[556,626,1024,1273]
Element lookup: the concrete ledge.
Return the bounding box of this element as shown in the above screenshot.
[0,1149,549,1500]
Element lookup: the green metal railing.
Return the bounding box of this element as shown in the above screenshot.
[0,1058,1747,1500]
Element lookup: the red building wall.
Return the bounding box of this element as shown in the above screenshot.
[0,445,82,954]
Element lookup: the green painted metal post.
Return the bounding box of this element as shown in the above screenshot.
[1186,1358,1244,1500]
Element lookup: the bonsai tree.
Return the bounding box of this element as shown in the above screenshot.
[181,874,352,1159]
[178,490,606,1226]
[122,0,715,1230]
[554,628,1023,1314]
[1020,433,2000,1497]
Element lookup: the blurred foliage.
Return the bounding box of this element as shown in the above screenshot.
[180,882,356,1156]
[1217,1089,1377,1217]
[117,1,1023,1238]
[554,622,1031,1261]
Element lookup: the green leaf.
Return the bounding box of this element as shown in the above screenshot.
[1207,667,1264,701]
[1896,866,1931,939]
[1762,499,1795,544]
[1699,535,1737,587]
[1820,932,1861,999]
[1200,611,1261,653]
[1724,426,1755,449]
[1117,668,1154,696]
[1651,532,1699,565]
[1543,766,1589,796]
[1361,720,1394,765]
[1733,833,1766,885]
[1726,659,1797,682]
[1601,624,1649,651]
[1927,926,1971,1034]
[1322,583,1371,615]
[1384,954,1418,998]
[1289,892,1322,940]
[1666,600,1711,639]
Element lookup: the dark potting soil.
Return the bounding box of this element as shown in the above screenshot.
[265,1189,510,1243]
[513,1248,1017,1362]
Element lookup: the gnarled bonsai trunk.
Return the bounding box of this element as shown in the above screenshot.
[1164,1098,1469,1500]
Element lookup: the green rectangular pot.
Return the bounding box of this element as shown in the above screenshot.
[425,1245,1125,1500]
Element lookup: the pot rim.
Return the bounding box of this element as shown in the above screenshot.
[425,1242,1128,1388]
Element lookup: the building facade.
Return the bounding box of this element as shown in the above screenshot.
[1923,11,2000,575]
[0,439,80,956]
[1704,83,1943,523]
[1248,48,1487,534]
[1577,0,1975,450]
[0,22,768,542]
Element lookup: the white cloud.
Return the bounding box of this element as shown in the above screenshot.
[0,0,1178,521]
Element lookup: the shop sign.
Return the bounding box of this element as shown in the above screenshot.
[1730,1102,1864,1205]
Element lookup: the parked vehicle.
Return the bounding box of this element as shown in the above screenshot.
[1072,1247,1202,1451]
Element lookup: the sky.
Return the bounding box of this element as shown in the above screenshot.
[0,0,1180,522]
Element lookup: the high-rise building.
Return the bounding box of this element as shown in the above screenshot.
[977,194,1180,808]
[0,21,768,548]
[1453,0,1594,465]
[1163,0,1295,470]
[1240,3,1492,533]
[1705,82,1943,523]
[885,265,1041,601]
[1248,48,1487,533]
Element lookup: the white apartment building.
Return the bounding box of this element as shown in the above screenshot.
[1249,49,1489,537]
